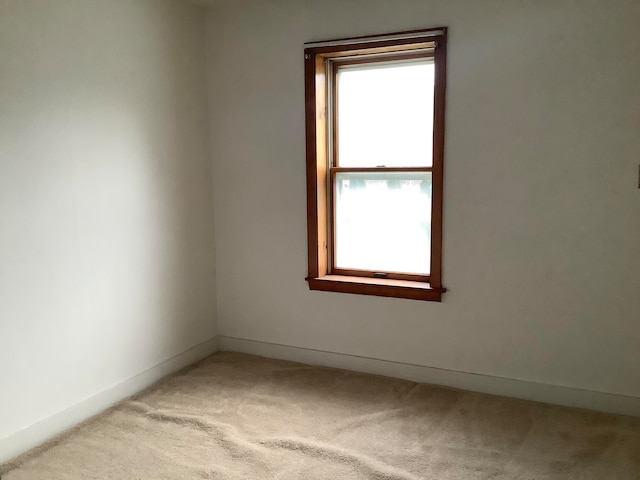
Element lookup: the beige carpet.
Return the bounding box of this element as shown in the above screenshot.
[2,353,639,479]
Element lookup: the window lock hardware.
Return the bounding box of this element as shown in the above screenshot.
[373,272,388,279]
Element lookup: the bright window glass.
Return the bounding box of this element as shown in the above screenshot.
[337,60,435,168]
[334,171,432,275]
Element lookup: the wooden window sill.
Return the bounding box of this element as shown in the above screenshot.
[306,275,446,302]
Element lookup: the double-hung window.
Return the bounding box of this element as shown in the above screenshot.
[304,28,448,301]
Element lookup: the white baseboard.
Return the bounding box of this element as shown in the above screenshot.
[218,335,640,418]
[0,337,218,464]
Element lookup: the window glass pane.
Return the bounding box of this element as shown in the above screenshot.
[337,60,434,168]
[334,171,432,275]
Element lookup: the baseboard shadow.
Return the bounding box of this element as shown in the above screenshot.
[218,335,640,418]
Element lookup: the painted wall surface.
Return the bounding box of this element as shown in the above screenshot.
[0,0,216,441]
[206,0,640,398]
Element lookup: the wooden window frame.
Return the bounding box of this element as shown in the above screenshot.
[304,28,448,301]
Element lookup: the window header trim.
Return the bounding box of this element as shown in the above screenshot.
[304,27,446,49]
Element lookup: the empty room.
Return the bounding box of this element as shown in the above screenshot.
[1,0,639,478]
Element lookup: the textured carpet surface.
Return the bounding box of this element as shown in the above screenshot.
[2,352,640,479]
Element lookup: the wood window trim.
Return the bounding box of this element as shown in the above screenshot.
[304,27,448,302]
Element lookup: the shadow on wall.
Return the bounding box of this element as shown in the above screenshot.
[0,0,216,441]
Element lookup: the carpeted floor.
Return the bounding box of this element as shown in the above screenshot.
[2,352,640,479]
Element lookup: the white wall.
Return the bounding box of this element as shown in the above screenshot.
[206,0,640,401]
[0,0,216,453]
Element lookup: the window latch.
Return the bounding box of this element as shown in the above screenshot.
[373,272,388,279]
